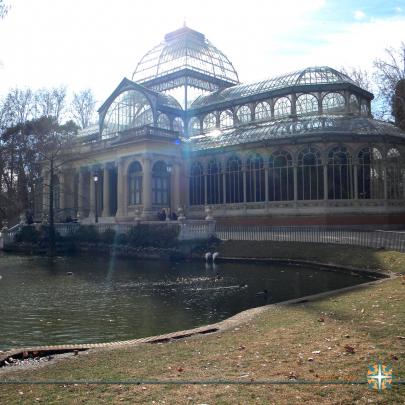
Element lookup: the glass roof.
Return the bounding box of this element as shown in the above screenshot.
[132,26,239,86]
[185,116,405,151]
[191,66,358,108]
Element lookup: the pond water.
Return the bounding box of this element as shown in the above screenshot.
[0,254,371,350]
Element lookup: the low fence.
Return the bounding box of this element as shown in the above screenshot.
[214,224,405,253]
[3,221,405,253]
[0,220,216,245]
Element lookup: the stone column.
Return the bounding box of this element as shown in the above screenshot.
[293,165,298,201]
[222,172,226,204]
[204,170,208,205]
[172,162,181,212]
[265,166,269,202]
[141,157,152,219]
[403,173,405,200]
[102,166,110,217]
[242,165,247,203]
[323,164,328,200]
[116,159,125,218]
[383,167,388,200]
[77,169,85,219]
[89,169,96,219]
[353,164,358,200]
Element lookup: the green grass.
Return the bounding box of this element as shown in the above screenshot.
[1,242,405,404]
[218,240,405,274]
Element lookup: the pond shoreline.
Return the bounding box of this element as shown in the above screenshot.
[0,272,390,372]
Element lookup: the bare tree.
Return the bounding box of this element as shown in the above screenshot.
[3,88,35,125]
[374,43,405,121]
[71,89,96,129]
[340,66,373,93]
[393,79,405,130]
[0,0,9,19]
[34,86,67,123]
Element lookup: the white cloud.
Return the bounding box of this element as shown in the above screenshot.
[354,10,366,20]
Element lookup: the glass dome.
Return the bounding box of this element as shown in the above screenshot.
[132,26,239,87]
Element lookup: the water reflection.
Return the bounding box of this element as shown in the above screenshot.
[0,254,370,350]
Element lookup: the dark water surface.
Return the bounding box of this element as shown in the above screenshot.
[0,254,371,350]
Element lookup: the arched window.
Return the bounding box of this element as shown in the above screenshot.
[157,113,170,130]
[152,161,169,206]
[296,94,319,116]
[236,105,252,124]
[349,95,359,114]
[298,146,323,200]
[254,102,271,121]
[203,113,217,132]
[386,148,402,199]
[273,97,291,118]
[226,156,243,203]
[269,151,294,201]
[327,146,353,200]
[128,161,142,205]
[246,154,265,202]
[188,117,201,136]
[358,147,384,199]
[322,93,345,114]
[173,117,184,135]
[102,89,153,139]
[220,110,234,128]
[189,162,205,205]
[207,160,223,204]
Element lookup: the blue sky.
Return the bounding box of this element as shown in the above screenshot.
[0,0,404,107]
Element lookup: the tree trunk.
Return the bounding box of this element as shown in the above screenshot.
[48,159,55,256]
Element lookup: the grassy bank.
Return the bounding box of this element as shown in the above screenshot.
[1,242,404,404]
[218,240,405,274]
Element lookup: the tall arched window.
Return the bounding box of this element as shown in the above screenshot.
[297,146,323,200]
[220,110,234,128]
[386,148,402,199]
[254,102,271,121]
[157,113,170,130]
[128,161,143,205]
[152,161,169,206]
[358,147,384,199]
[327,147,353,200]
[246,154,265,202]
[269,151,294,201]
[226,156,243,203]
[102,89,153,139]
[203,113,217,132]
[349,95,359,114]
[296,94,318,116]
[273,97,291,118]
[173,117,184,135]
[189,162,205,205]
[360,101,369,117]
[207,160,223,204]
[322,93,345,114]
[236,105,252,124]
[188,117,201,136]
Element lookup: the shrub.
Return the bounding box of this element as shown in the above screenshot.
[115,232,128,245]
[71,225,100,243]
[100,228,117,244]
[127,224,179,248]
[14,226,40,243]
